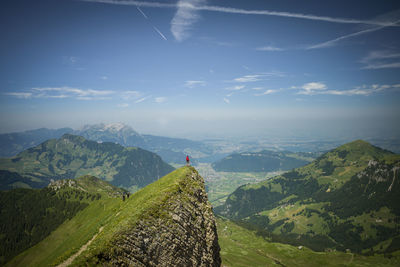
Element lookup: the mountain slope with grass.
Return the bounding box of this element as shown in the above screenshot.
[215,140,400,253]
[6,167,221,267]
[217,217,400,267]
[0,134,174,190]
[0,175,125,265]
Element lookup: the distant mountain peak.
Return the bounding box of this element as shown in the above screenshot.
[80,123,139,135]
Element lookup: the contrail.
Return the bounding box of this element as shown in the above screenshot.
[81,0,398,26]
[308,19,400,49]
[136,6,148,19]
[153,26,167,40]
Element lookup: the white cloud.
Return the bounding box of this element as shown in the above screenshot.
[223,97,230,104]
[122,90,141,100]
[226,85,245,91]
[155,96,167,103]
[264,89,278,94]
[171,0,206,42]
[100,76,108,80]
[184,80,206,88]
[295,82,396,96]
[232,72,285,83]
[117,103,129,108]
[257,89,278,96]
[135,96,151,103]
[298,82,327,95]
[6,87,115,100]
[360,50,400,69]
[256,46,283,51]
[233,75,263,83]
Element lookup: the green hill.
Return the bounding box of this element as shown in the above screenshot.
[212,150,316,172]
[0,175,125,265]
[217,217,400,266]
[0,134,174,190]
[6,167,221,266]
[215,140,400,253]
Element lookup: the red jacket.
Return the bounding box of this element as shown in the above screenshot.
[186,156,189,162]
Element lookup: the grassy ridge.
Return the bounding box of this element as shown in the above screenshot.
[217,218,400,267]
[6,167,196,266]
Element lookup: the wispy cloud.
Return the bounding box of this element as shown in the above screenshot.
[82,0,396,27]
[135,95,151,103]
[155,96,167,103]
[295,82,398,96]
[223,97,230,104]
[5,92,33,99]
[121,90,141,100]
[100,76,108,80]
[360,50,400,69]
[297,82,327,95]
[171,0,206,42]
[233,72,285,83]
[117,103,129,108]
[254,89,279,96]
[256,46,284,52]
[5,87,115,100]
[226,85,245,91]
[234,75,263,83]
[184,80,206,88]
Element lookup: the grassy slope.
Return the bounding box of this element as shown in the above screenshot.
[7,167,195,266]
[0,134,174,189]
[217,218,400,267]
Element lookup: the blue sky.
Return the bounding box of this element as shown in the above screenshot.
[1,0,400,140]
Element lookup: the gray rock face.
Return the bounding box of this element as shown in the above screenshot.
[96,169,221,266]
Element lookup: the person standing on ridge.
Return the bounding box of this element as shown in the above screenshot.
[186,155,190,166]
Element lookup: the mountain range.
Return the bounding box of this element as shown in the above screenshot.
[0,134,174,191]
[0,123,213,164]
[216,140,400,254]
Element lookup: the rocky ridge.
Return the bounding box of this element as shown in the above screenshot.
[78,167,221,266]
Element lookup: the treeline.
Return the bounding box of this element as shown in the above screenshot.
[0,187,90,264]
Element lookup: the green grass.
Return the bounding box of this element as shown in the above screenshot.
[6,197,122,267]
[217,217,400,267]
[7,167,198,266]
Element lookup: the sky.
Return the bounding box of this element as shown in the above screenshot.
[1,0,400,140]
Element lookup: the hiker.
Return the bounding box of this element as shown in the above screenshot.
[186,155,190,166]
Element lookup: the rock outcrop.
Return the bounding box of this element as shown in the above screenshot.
[83,167,221,266]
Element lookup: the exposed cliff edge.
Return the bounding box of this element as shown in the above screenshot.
[73,166,221,266]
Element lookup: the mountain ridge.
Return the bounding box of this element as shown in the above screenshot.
[6,167,221,267]
[215,140,400,253]
[0,133,174,190]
